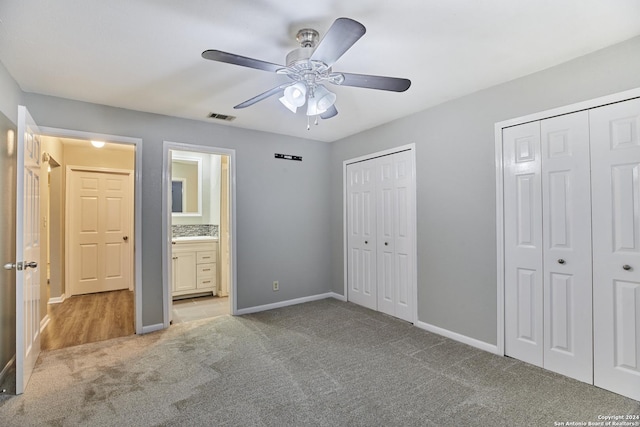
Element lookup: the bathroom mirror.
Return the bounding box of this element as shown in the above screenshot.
[171,154,202,216]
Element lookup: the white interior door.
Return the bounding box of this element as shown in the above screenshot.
[347,159,377,310]
[540,111,593,383]
[591,98,640,401]
[16,106,41,394]
[503,121,544,367]
[68,168,132,295]
[377,151,414,322]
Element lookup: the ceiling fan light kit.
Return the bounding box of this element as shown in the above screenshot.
[202,17,411,129]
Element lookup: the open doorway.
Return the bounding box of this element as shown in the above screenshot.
[39,134,139,350]
[162,142,236,327]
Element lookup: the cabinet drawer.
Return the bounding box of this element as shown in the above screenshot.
[197,250,216,264]
[197,263,216,278]
[197,276,216,290]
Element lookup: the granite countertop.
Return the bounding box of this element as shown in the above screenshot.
[172,236,218,242]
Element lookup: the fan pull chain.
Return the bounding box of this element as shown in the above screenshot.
[315,116,319,126]
[307,116,310,130]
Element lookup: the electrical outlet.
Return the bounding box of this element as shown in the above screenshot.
[273,281,279,291]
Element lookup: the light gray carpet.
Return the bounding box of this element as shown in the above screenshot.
[0,299,638,426]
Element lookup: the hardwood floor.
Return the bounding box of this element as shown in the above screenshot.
[41,289,135,351]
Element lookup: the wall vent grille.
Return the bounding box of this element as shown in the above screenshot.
[208,112,236,121]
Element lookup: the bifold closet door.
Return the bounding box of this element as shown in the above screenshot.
[504,112,593,383]
[347,159,378,310]
[377,150,414,322]
[503,122,544,366]
[347,151,415,322]
[591,98,640,401]
[540,111,592,384]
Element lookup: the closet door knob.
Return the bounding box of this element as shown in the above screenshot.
[384,242,389,246]
[557,259,565,265]
[364,241,368,244]
[623,264,632,271]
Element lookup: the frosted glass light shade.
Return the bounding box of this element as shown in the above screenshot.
[307,85,336,116]
[279,95,298,113]
[283,82,307,107]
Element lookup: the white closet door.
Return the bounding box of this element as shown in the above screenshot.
[503,122,544,367]
[347,159,377,310]
[377,151,414,322]
[540,111,593,383]
[591,98,640,401]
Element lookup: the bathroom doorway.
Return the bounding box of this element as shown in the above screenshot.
[162,142,236,327]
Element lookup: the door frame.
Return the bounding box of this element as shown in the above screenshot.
[161,141,237,328]
[64,165,135,296]
[38,126,143,334]
[342,143,418,323]
[494,87,640,356]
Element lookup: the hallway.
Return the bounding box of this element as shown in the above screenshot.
[41,290,134,351]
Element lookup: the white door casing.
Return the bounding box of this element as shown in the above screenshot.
[540,111,593,383]
[16,106,41,394]
[591,98,640,401]
[503,121,544,367]
[347,159,378,310]
[67,168,133,295]
[220,156,230,297]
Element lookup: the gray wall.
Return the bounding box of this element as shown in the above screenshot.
[330,35,640,345]
[2,35,640,342]
[0,61,22,123]
[20,94,332,326]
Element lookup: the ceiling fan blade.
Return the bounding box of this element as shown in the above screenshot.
[202,49,283,73]
[339,72,411,92]
[320,105,338,119]
[310,18,366,67]
[234,83,294,109]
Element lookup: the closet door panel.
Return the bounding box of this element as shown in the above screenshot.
[376,151,414,322]
[503,122,544,367]
[591,98,640,401]
[347,160,377,310]
[540,111,593,383]
[377,156,396,317]
[391,150,414,322]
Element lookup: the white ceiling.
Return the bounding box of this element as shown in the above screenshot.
[1,1,639,142]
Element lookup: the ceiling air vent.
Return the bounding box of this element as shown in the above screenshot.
[208,112,236,122]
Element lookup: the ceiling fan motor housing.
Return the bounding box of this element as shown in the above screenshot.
[286,47,314,67]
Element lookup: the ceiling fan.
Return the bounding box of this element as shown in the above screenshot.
[202,17,411,127]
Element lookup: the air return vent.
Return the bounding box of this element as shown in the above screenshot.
[208,112,236,121]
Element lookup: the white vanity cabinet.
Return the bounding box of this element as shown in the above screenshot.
[171,238,218,298]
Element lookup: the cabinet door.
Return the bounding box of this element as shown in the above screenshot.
[503,121,544,367]
[540,111,592,383]
[173,251,197,293]
[591,98,640,401]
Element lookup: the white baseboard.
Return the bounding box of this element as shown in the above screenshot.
[236,292,337,315]
[328,292,347,302]
[48,294,66,304]
[40,314,51,333]
[414,320,500,355]
[0,355,15,386]
[141,323,164,334]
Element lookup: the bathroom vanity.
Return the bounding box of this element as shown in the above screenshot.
[171,236,218,299]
